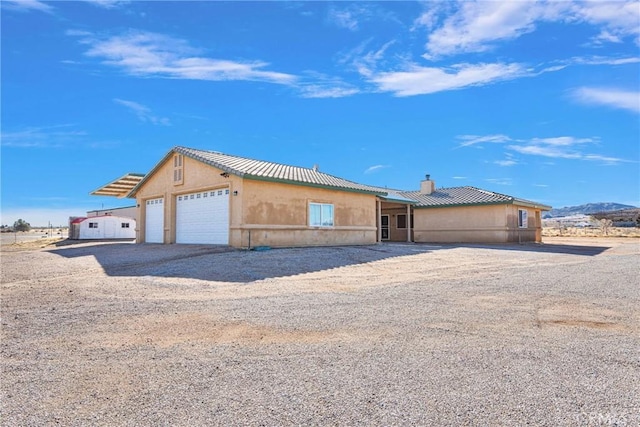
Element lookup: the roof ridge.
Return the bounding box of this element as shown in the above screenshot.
[172,146,385,195]
[177,146,321,173]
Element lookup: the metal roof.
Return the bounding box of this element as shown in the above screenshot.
[128,146,386,197]
[401,186,552,210]
[91,173,145,198]
[119,146,550,211]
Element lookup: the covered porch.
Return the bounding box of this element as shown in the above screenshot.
[376,193,416,243]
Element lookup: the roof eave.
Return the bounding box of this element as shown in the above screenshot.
[91,173,145,199]
[244,174,385,196]
[414,200,552,210]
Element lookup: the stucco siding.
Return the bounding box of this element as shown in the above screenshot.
[413,204,543,243]
[135,154,377,247]
[233,179,377,248]
[413,205,510,243]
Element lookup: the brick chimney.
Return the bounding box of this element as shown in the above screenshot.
[420,174,435,194]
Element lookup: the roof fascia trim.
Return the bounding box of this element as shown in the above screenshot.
[91,172,145,198]
[127,150,177,198]
[244,174,385,196]
[414,200,551,210]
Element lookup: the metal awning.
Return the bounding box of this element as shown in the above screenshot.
[90,173,145,198]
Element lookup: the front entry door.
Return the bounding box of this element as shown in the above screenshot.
[381,215,390,240]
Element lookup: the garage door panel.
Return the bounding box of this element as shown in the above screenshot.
[176,189,229,244]
[145,198,164,243]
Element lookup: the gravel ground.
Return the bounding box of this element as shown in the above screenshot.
[1,237,639,426]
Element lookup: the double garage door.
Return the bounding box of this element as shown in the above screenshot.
[144,189,229,244]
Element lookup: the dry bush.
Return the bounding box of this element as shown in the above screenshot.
[542,226,640,238]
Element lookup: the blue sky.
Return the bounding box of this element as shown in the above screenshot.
[1,0,639,226]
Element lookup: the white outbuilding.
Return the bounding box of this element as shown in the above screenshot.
[68,215,136,240]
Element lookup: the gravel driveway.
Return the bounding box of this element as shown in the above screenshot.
[1,238,639,426]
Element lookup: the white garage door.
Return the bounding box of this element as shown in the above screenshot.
[176,189,229,244]
[145,198,164,243]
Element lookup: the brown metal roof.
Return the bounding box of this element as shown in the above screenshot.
[91,173,145,198]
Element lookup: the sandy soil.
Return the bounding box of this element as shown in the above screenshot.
[1,238,639,426]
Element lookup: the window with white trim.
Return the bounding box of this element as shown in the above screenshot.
[518,209,528,228]
[309,203,334,227]
[121,223,130,228]
[89,222,98,228]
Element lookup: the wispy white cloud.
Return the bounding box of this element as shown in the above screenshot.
[494,159,517,167]
[299,85,360,99]
[529,136,596,146]
[457,134,513,147]
[507,136,630,165]
[328,7,361,31]
[485,178,513,186]
[327,4,400,32]
[0,125,87,148]
[460,133,630,165]
[113,99,171,125]
[297,73,360,98]
[571,87,640,113]
[81,0,129,8]
[575,1,640,46]
[421,1,541,59]
[418,1,640,59]
[364,164,390,174]
[2,0,53,13]
[369,62,526,96]
[452,176,467,180]
[71,30,297,85]
[352,33,638,97]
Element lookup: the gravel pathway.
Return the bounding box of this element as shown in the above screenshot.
[1,238,639,426]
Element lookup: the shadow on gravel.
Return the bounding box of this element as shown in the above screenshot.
[48,243,436,282]
[446,242,612,257]
[47,240,610,282]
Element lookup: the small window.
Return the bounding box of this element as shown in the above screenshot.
[225,189,229,195]
[397,214,414,229]
[203,192,208,198]
[218,190,223,196]
[518,209,528,228]
[211,192,215,197]
[190,194,194,199]
[121,223,130,228]
[197,193,201,198]
[309,203,334,227]
[89,222,98,229]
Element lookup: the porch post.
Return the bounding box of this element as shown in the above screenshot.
[377,199,382,242]
[406,204,412,242]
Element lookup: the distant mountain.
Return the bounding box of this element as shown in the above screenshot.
[544,203,638,218]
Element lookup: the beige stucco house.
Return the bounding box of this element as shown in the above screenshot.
[93,146,551,247]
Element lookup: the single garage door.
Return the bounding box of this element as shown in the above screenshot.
[145,198,164,243]
[176,189,229,244]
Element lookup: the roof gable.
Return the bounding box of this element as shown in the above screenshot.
[124,146,550,210]
[129,146,386,197]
